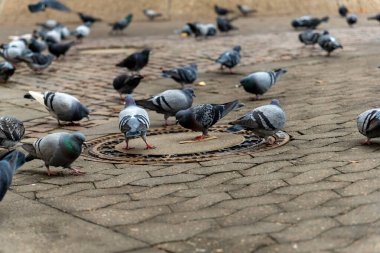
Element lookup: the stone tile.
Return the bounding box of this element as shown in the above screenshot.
[111,197,187,210]
[189,163,254,175]
[75,206,171,226]
[229,180,288,198]
[186,172,241,188]
[118,220,215,244]
[280,161,347,173]
[216,194,294,210]
[173,184,244,197]
[336,203,380,225]
[338,235,380,253]
[130,174,205,187]
[329,169,380,182]
[130,184,188,200]
[94,172,150,188]
[279,190,340,211]
[149,163,201,177]
[274,181,349,195]
[41,174,112,186]
[73,185,147,197]
[36,183,94,199]
[242,161,293,176]
[337,178,380,196]
[285,168,339,185]
[271,218,339,242]
[323,191,380,208]
[171,193,231,212]
[229,172,294,185]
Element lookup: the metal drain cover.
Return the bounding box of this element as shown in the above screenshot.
[83,125,290,164]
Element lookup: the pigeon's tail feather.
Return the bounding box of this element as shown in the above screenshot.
[21,143,37,161]
[226,124,244,132]
[321,16,329,22]
[28,91,45,107]
[135,99,157,111]
[221,100,244,118]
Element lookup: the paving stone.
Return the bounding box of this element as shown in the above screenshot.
[186,172,241,188]
[75,206,171,227]
[285,168,339,185]
[279,190,340,211]
[73,185,147,197]
[118,220,215,244]
[217,205,281,227]
[200,222,288,239]
[40,194,130,212]
[337,235,380,253]
[41,174,112,186]
[274,181,349,195]
[36,183,94,199]
[229,172,294,185]
[188,163,254,175]
[171,192,231,212]
[322,225,380,240]
[130,174,205,187]
[149,163,201,177]
[216,194,294,210]
[323,191,380,208]
[337,178,380,196]
[271,218,339,242]
[336,203,380,225]
[12,183,57,193]
[242,161,293,176]
[329,168,380,182]
[229,180,288,198]
[173,184,244,197]
[130,184,188,200]
[334,159,380,173]
[264,206,350,223]
[153,207,234,224]
[130,248,167,253]
[111,197,187,210]
[94,172,150,188]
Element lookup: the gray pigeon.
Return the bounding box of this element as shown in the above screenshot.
[318,31,343,56]
[26,91,90,125]
[0,150,26,201]
[136,88,195,126]
[0,43,32,65]
[216,45,241,72]
[239,68,287,100]
[228,99,286,144]
[28,0,71,13]
[73,22,91,41]
[110,14,133,33]
[162,64,198,87]
[143,9,162,21]
[18,52,55,72]
[237,4,257,16]
[186,23,217,39]
[216,16,238,33]
[116,48,150,74]
[0,61,16,83]
[0,116,25,149]
[298,30,321,47]
[346,14,358,27]
[22,132,86,176]
[176,99,243,140]
[119,95,154,150]
[357,108,380,145]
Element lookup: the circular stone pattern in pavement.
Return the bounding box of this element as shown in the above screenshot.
[83,125,290,164]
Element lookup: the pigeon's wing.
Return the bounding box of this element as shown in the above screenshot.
[365,111,380,133]
[0,150,26,201]
[28,2,45,13]
[194,104,215,128]
[0,117,25,142]
[45,0,71,12]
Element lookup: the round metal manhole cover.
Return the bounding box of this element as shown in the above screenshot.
[82,125,290,164]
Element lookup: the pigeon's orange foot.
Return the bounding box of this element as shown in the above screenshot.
[145,144,156,150]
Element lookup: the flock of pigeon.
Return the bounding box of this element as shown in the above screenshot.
[0,1,379,201]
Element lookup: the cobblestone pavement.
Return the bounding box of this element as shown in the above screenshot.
[2,16,380,252]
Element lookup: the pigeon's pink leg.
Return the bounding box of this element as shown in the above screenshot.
[361,138,372,145]
[69,167,86,175]
[142,136,155,149]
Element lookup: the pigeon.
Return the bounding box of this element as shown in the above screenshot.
[44,29,62,44]
[187,23,217,38]
[25,91,90,125]
[318,31,343,56]
[216,45,241,72]
[237,4,257,16]
[136,88,195,126]
[28,38,47,53]
[116,48,150,74]
[0,116,25,149]
[346,14,358,27]
[239,68,287,100]
[0,61,16,83]
[110,14,133,33]
[291,16,329,29]
[112,74,144,100]
[368,14,380,22]
[77,12,102,24]
[298,30,321,47]
[228,99,286,144]
[176,99,243,140]
[0,150,26,201]
[214,5,234,16]
[0,43,32,64]
[74,22,91,41]
[28,0,71,13]
[119,95,154,150]
[17,52,55,72]
[37,19,59,30]
[48,40,76,59]
[161,64,198,87]
[338,5,349,17]
[357,108,380,145]
[143,9,162,21]
[176,24,193,37]
[216,16,238,33]
[22,132,86,176]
